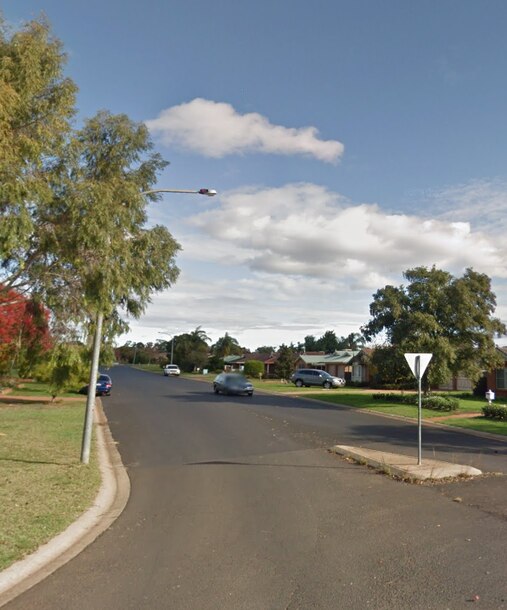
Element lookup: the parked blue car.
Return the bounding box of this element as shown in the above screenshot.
[79,374,112,396]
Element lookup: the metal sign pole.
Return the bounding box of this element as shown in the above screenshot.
[404,353,432,467]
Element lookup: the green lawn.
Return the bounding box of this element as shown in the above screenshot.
[0,392,101,570]
[7,381,81,399]
[442,417,507,436]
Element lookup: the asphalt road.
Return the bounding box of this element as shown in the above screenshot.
[6,367,507,609]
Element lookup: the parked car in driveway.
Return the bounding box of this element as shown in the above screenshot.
[79,373,113,396]
[163,364,181,376]
[290,369,345,389]
[213,373,254,396]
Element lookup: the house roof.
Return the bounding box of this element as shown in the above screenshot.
[223,355,244,364]
[298,350,362,365]
[224,352,278,365]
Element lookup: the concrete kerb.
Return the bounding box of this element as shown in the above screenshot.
[0,400,130,608]
[331,444,483,481]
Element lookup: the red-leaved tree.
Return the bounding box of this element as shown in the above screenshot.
[0,285,52,374]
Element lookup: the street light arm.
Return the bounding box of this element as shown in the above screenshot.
[142,188,217,196]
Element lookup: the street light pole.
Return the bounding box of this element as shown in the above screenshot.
[80,311,103,464]
[80,186,217,464]
[158,331,175,364]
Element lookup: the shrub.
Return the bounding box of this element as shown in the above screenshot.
[243,360,264,378]
[421,396,459,411]
[372,393,459,411]
[372,393,406,402]
[482,404,507,420]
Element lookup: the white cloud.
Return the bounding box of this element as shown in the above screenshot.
[422,178,507,234]
[120,181,507,349]
[188,183,507,281]
[146,98,344,163]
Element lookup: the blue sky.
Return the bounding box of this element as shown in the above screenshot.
[4,1,507,348]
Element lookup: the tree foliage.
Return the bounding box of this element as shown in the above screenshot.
[362,266,506,386]
[0,284,52,374]
[43,110,181,321]
[1,16,184,395]
[255,345,276,355]
[0,17,77,300]
[212,332,242,358]
[369,345,413,388]
[34,342,89,397]
[172,327,210,372]
[1,17,180,330]
[302,331,365,353]
[274,344,298,379]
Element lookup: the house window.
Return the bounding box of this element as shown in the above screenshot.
[496,368,507,390]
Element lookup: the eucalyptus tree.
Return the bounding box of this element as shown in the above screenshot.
[67,110,181,462]
[362,266,506,386]
[0,16,77,302]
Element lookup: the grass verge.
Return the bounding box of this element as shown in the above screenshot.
[442,416,507,436]
[0,397,101,571]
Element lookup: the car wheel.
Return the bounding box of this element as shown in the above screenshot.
[295,379,304,388]
[214,386,219,394]
[323,381,331,389]
[247,392,253,396]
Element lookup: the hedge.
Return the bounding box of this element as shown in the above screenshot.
[372,393,459,411]
[482,404,507,421]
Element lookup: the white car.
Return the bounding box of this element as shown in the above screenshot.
[163,364,181,376]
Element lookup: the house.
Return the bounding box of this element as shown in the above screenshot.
[294,349,370,383]
[223,354,244,371]
[223,352,279,377]
[486,346,507,398]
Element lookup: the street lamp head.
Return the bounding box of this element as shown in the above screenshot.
[198,188,217,196]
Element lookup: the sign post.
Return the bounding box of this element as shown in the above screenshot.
[404,353,432,465]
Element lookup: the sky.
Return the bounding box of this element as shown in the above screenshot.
[4,1,507,349]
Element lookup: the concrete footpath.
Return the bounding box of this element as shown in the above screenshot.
[331,444,483,481]
[0,401,131,608]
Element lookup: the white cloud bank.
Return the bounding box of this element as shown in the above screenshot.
[120,182,507,349]
[188,183,507,283]
[146,98,344,163]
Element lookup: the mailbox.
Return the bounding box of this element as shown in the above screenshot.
[485,389,495,404]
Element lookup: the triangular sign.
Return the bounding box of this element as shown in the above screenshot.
[404,353,432,380]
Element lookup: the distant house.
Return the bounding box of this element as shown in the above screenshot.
[486,346,507,398]
[223,352,279,377]
[294,349,370,383]
[223,354,244,371]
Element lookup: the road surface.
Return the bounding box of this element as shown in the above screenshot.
[6,366,507,609]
